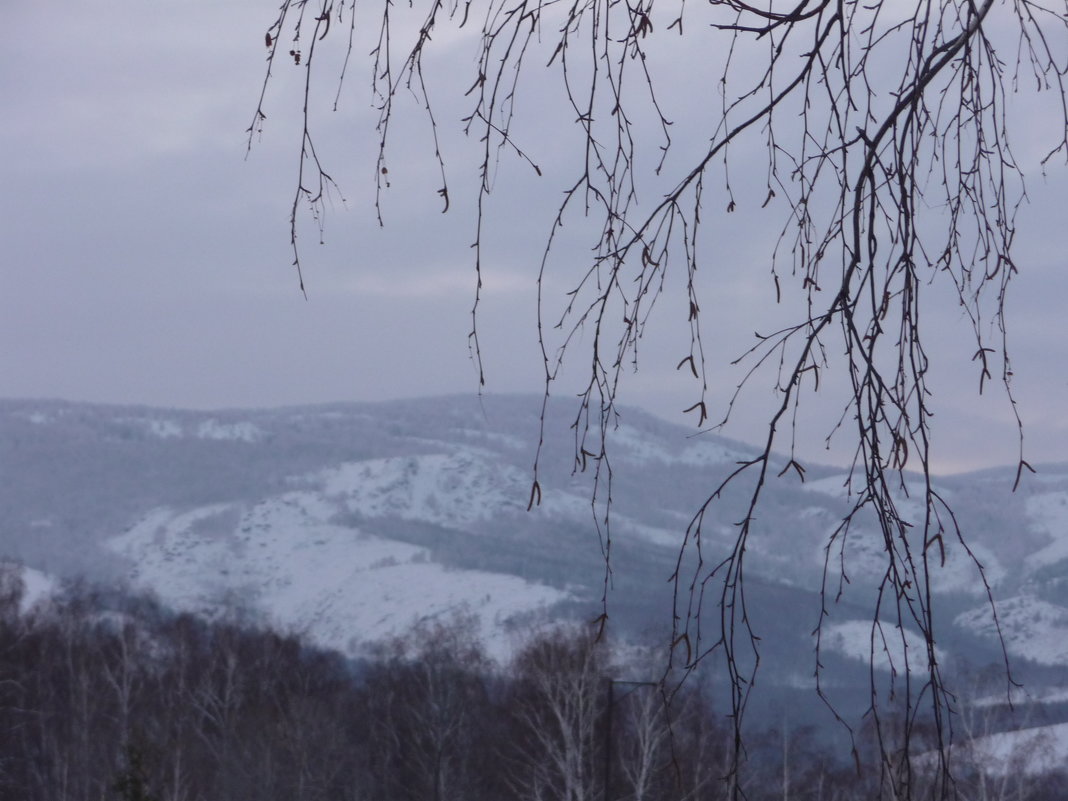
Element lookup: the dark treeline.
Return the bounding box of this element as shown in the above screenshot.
[0,566,1063,801]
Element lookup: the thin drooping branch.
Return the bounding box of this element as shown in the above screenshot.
[249,0,1068,795]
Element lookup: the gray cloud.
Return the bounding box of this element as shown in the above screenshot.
[3,0,1066,475]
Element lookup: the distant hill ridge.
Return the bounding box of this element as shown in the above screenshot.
[2,394,1068,717]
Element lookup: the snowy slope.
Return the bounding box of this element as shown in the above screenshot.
[939,722,1068,778]
[819,619,945,674]
[106,491,567,660]
[955,595,1068,666]
[3,394,1068,691]
[1024,490,1068,570]
[319,449,530,526]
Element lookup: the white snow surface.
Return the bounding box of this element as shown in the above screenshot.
[956,595,1068,666]
[618,521,679,549]
[450,427,526,451]
[611,425,678,464]
[105,487,568,661]
[18,565,58,613]
[147,419,183,438]
[820,619,944,673]
[1023,491,1068,570]
[800,475,1002,595]
[320,449,529,526]
[612,424,750,466]
[800,473,856,498]
[120,416,262,441]
[813,524,1004,596]
[945,722,1068,778]
[802,473,953,506]
[972,685,1068,708]
[196,419,262,442]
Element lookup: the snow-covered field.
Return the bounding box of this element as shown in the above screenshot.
[106,479,569,660]
[956,595,1068,666]
[612,423,752,466]
[820,619,944,673]
[6,396,1068,725]
[17,565,58,613]
[1024,491,1068,570]
[949,722,1068,778]
[319,449,530,527]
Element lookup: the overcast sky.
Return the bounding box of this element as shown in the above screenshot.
[3,0,1067,475]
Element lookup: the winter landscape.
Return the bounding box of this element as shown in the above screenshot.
[3,394,1068,799]
[7,0,1068,793]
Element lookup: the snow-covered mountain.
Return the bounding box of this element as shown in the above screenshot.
[3,394,1068,708]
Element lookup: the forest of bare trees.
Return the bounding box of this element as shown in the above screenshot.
[1,565,1063,801]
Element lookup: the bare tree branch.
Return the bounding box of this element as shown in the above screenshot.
[248,0,1068,795]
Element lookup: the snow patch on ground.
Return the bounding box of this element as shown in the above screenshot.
[19,565,58,613]
[196,419,262,442]
[971,685,1068,708]
[533,488,680,549]
[451,427,526,451]
[618,521,679,549]
[612,425,749,466]
[536,490,593,520]
[945,722,1068,778]
[108,505,244,598]
[105,494,568,661]
[320,450,529,526]
[813,526,887,584]
[148,419,182,438]
[801,474,854,499]
[820,619,943,673]
[814,524,1004,596]
[1023,469,1068,486]
[1024,491,1068,570]
[956,595,1068,665]
[612,425,676,463]
[802,474,952,506]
